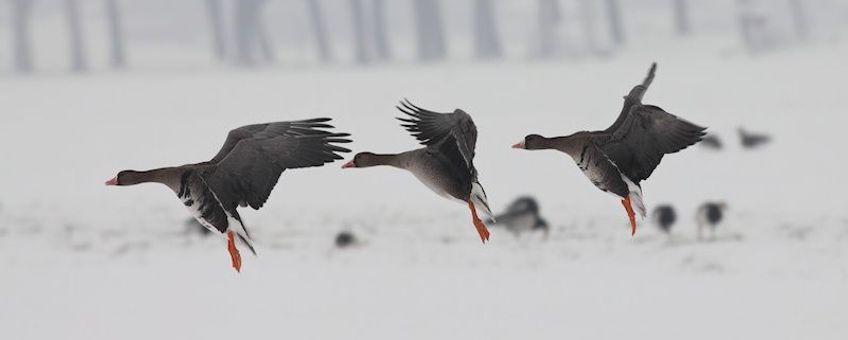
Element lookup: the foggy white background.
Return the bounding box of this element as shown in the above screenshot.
[1,1,847,339]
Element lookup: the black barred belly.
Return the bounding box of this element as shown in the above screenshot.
[179,181,229,234]
[574,147,629,198]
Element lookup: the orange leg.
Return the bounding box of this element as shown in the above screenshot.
[621,196,637,236]
[227,231,242,273]
[467,201,490,243]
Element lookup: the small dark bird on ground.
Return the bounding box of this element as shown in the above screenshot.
[485,196,549,238]
[696,201,727,240]
[699,134,723,150]
[342,99,494,243]
[738,127,771,149]
[106,119,352,272]
[335,231,357,248]
[513,63,706,236]
[651,205,676,234]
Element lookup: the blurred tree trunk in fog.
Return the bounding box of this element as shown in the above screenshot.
[580,0,600,54]
[736,0,769,54]
[233,0,273,66]
[254,7,275,63]
[105,0,127,68]
[673,0,691,35]
[306,0,332,62]
[604,0,624,45]
[64,0,88,72]
[206,0,228,61]
[413,0,447,61]
[11,0,34,72]
[372,0,391,60]
[537,0,561,58]
[473,0,502,59]
[351,0,391,64]
[234,0,254,65]
[788,0,808,41]
[351,0,371,64]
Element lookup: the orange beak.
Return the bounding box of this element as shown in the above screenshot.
[341,160,355,169]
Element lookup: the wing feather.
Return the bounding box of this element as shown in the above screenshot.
[395,99,478,168]
[605,63,657,133]
[597,105,705,182]
[203,119,351,210]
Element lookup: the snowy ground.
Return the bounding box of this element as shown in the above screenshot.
[2,37,848,339]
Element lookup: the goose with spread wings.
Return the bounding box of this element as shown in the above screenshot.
[512,63,706,235]
[342,100,495,243]
[106,118,352,272]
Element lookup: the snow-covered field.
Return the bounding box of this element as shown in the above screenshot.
[3,28,848,340]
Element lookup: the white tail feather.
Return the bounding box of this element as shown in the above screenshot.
[471,180,494,221]
[621,176,647,218]
[226,216,257,255]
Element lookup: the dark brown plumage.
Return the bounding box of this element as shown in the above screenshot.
[106,118,351,272]
[513,63,705,235]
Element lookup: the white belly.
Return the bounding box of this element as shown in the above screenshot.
[411,171,455,201]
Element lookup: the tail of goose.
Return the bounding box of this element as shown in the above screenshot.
[470,180,494,221]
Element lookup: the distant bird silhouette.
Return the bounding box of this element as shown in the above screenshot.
[485,196,549,238]
[738,128,771,149]
[335,231,357,248]
[696,201,727,240]
[699,134,723,150]
[651,205,676,234]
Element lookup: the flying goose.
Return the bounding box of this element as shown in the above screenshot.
[342,99,495,243]
[106,118,352,272]
[513,63,705,235]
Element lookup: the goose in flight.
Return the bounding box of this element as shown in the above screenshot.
[106,118,351,271]
[513,63,705,235]
[342,99,495,243]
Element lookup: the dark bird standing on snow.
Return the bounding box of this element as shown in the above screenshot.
[738,127,771,149]
[485,196,549,238]
[652,205,677,234]
[335,231,357,248]
[512,63,705,235]
[342,99,494,243]
[696,201,727,240]
[106,119,352,272]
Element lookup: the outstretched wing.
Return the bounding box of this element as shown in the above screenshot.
[396,99,478,168]
[597,105,705,182]
[209,118,338,164]
[605,63,656,134]
[203,119,352,210]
